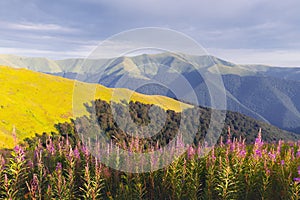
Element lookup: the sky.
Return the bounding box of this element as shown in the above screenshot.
[1,0,300,67]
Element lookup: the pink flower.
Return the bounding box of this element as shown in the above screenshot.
[46,138,55,155]
[219,136,224,147]
[268,152,276,161]
[187,146,195,159]
[293,166,300,183]
[73,147,80,159]
[239,150,246,158]
[294,177,300,183]
[81,145,89,157]
[14,145,25,161]
[255,149,262,158]
[253,129,264,159]
[30,174,39,194]
[230,142,236,152]
[56,162,62,172]
[196,145,201,158]
[14,145,23,153]
[210,147,216,162]
[255,128,263,148]
[296,150,300,158]
[277,140,282,155]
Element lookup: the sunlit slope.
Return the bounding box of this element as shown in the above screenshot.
[0,66,190,148]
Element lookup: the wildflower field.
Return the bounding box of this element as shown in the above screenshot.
[0,129,299,200]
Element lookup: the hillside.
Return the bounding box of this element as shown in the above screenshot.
[53,54,300,133]
[0,66,189,148]
[1,54,300,134]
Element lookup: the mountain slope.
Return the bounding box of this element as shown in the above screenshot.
[55,54,300,133]
[0,66,189,148]
[223,75,300,133]
[1,53,300,134]
[0,65,298,149]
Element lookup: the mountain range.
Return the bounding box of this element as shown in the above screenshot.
[1,53,300,134]
[0,65,298,148]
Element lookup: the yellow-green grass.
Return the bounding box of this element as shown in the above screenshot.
[0,66,191,148]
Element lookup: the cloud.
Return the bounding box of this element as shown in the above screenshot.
[0,46,95,59]
[0,0,300,66]
[0,21,78,33]
[208,48,300,67]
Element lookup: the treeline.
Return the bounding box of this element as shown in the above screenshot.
[24,99,299,150]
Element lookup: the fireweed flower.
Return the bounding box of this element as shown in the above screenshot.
[58,139,63,156]
[14,145,25,162]
[238,149,246,158]
[28,160,34,168]
[225,146,230,162]
[293,166,300,183]
[253,129,264,159]
[294,177,300,183]
[296,150,300,158]
[237,139,246,158]
[255,129,263,148]
[46,138,55,155]
[73,147,80,159]
[30,174,39,194]
[255,149,262,158]
[196,145,201,158]
[281,160,285,166]
[264,162,270,176]
[211,147,216,162]
[81,145,89,157]
[66,147,75,162]
[4,173,8,185]
[236,140,241,152]
[187,146,195,159]
[226,126,231,145]
[219,136,224,147]
[268,152,276,162]
[277,140,282,156]
[291,148,295,160]
[230,141,236,152]
[56,162,62,172]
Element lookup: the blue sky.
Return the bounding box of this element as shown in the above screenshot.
[1,0,300,67]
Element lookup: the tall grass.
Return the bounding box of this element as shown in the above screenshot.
[0,130,299,199]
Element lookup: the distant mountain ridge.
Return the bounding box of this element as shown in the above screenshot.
[1,53,300,134]
[1,53,299,81]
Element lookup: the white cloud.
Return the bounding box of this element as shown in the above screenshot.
[0,21,78,33]
[0,46,95,59]
[208,48,300,67]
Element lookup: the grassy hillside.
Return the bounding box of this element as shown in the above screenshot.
[0,66,190,148]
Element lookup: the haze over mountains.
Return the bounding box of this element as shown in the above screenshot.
[1,53,300,134]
